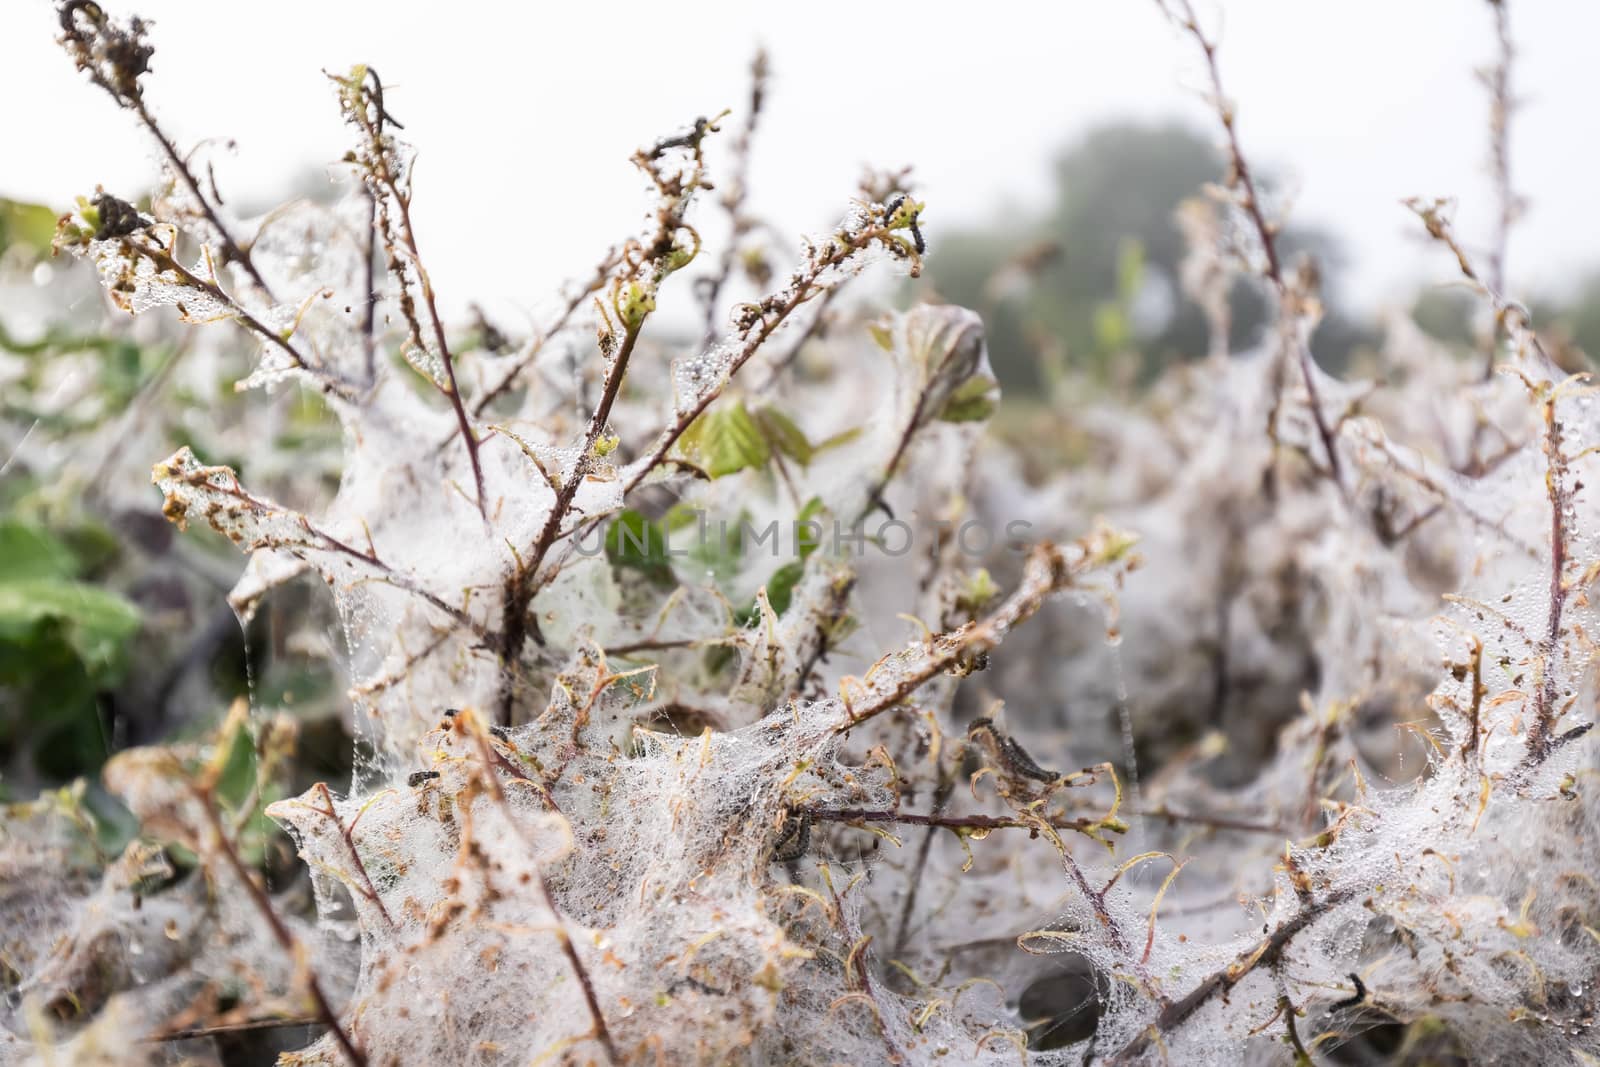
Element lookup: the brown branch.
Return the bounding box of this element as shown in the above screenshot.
[1278,992,1312,1064]
[801,805,1099,835]
[1109,884,1360,1063]
[1406,198,1554,372]
[131,98,276,299]
[190,784,366,1067]
[624,213,920,498]
[462,717,616,1064]
[497,320,645,721]
[388,182,486,517]
[145,1016,321,1042]
[55,2,275,300]
[834,536,1117,734]
[158,454,486,637]
[360,186,379,388]
[124,230,355,399]
[464,252,619,423]
[756,285,839,395]
[889,768,954,961]
[790,572,856,698]
[344,68,487,517]
[1157,0,1347,500]
[308,783,394,928]
[604,636,715,657]
[492,118,719,719]
[1525,388,1572,764]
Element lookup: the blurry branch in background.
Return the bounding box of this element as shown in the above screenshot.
[1479,0,1523,379]
[464,251,620,423]
[697,49,770,349]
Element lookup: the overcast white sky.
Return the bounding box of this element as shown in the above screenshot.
[3,0,1595,323]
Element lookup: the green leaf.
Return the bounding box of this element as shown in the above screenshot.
[813,426,864,455]
[0,579,141,681]
[0,522,79,582]
[734,561,805,626]
[796,497,825,560]
[605,509,674,586]
[764,561,805,616]
[754,406,814,466]
[1115,238,1146,304]
[938,375,999,423]
[679,401,770,478]
[1092,301,1130,354]
[0,199,59,258]
[215,721,258,810]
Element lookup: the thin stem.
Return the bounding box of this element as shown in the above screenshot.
[131,232,355,399]
[346,70,487,516]
[625,216,913,497]
[498,322,645,721]
[191,784,366,1066]
[126,98,275,300]
[1108,884,1359,1064]
[1481,0,1517,379]
[889,769,953,961]
[1525,390,1571,763]
[698,49,768,348]
[834,538,1101,734]
[802,805,1101,835]
[146,1016,320,1042]
[464,252,618,423]
[388,189,487,518]
[158,457,486,637]
[465,720,616,1063]
[309,783,394,929]
[360,187,379,388]
[1158,0,1347,500]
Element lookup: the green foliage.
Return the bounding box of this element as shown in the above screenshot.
[938,375,1000,423]
[679,401,818,478]
[0,521,140,778]
[752,406,813,466]
[0,198,58,259]
[679,401,769,478]
[795,497,824,559]
[732,499,825,628]
[922,122,1370,393]
[606,509,675,586]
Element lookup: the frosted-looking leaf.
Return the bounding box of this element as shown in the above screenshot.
[86,229,232,322]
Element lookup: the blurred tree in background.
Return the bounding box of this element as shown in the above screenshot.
[925,122,1375,395]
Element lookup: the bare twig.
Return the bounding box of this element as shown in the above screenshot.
[340,67,488,517]
[625,212,922,498]
[836,532,1128,733]
[497,320,645,721]
[190,783,366,1066]
[1156,0,1347,500]
[464,251,620,423]
[1407,197,1553,373]
[460,714,617,1064]
[1480,0,1520,379]
[698,49,769,348]
[1109,884,1360,1063]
